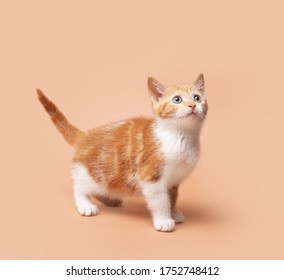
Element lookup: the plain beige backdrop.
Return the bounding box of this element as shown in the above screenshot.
[0,0,283,259]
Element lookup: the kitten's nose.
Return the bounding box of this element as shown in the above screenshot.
[188,103,196,109]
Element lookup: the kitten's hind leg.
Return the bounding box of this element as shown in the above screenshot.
[72,163,100,216]
[74,189,99,216]
[95,195,123,207]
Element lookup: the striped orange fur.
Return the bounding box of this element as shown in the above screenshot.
[73,118,164,192]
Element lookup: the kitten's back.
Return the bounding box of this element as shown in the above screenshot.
[73,118,164,193]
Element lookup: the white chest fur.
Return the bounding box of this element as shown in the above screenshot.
[153,119,201,186]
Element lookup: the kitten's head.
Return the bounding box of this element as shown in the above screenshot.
[148,74,208,127]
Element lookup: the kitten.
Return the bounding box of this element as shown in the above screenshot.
[37,74,208,232]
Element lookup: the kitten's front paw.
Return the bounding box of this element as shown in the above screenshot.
[77,204,99,216]
[154,218,175,232]
[172,209,184,223]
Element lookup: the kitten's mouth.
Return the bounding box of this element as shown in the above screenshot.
[177,112,198,120]
[186,111,197,117]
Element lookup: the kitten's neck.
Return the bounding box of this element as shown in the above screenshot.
[153,117,202,163]
[154,117,202,139]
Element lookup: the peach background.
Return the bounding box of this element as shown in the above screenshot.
[0,0,283,259]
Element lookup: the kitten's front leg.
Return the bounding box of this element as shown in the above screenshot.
[169,185,185,223]
[142,182,175,232]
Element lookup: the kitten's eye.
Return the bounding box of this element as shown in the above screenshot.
[172,96,182,104]
[193,94,202,103]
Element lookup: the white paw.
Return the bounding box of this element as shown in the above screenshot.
[154,218,175,232]
[172,209,184,223]
[77,204,99,216]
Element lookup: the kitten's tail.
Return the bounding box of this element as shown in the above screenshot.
[36,89,85,146]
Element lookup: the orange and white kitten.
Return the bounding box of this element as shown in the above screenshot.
[37,74,208,232]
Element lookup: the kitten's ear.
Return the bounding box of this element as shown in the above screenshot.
[148,77,165,102]
[193,73,205,95]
